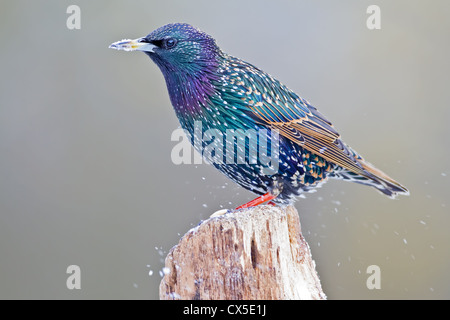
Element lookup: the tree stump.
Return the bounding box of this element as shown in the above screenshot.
[159,205,326,300]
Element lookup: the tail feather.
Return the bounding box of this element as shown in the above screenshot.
[359,160,409,197]
[329,160,409,198]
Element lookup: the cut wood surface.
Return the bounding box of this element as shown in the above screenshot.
[159,205,326,300]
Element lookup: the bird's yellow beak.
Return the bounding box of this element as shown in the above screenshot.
[109,38,157,52]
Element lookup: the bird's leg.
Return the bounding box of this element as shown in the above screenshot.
[211,194,277,217]
[235,192,277,210]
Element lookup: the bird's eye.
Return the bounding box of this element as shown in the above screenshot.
[165,38,177,49]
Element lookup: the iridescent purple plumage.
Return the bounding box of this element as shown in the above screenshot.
[143,24,221,123]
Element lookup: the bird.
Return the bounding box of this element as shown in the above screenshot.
[109,23,409,209]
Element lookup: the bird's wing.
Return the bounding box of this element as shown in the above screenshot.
[221,59,368,178]
[251,92,369,177]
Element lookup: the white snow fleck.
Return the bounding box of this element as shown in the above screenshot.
[162,267,170,275]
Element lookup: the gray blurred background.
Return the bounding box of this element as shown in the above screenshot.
[0,0,449,299]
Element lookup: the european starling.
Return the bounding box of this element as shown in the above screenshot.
[110,23,408,208]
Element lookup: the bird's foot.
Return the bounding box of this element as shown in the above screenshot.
[210,193,278,218]
[235,192,277,210]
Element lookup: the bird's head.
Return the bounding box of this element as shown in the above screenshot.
[109,23,222,78]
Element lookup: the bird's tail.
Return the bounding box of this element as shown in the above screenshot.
[329,151,409,199]
[360,160,409,198]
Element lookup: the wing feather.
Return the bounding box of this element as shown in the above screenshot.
[247,93,369,178]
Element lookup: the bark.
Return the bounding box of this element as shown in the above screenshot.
[159,205,326,300]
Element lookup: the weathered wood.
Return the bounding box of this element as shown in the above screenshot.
[159,205,326,300]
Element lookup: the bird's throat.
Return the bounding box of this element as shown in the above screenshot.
[162,67,219,132]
